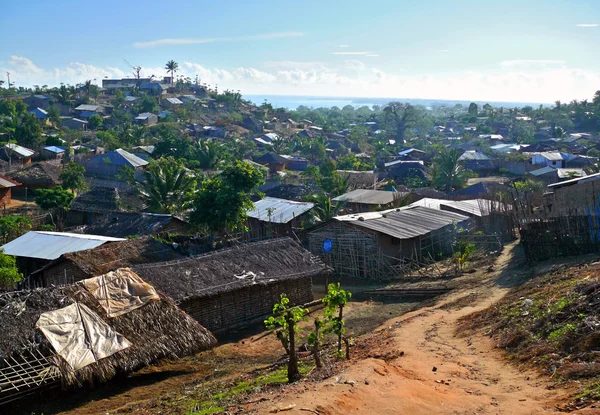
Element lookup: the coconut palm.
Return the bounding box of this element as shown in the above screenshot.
[308,193,345,223]
[195,140,222,169]
[432,147,471,192]
[138,157,196,214]
[165,60,179,86]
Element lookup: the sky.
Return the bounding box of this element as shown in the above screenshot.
[1,0,599,103]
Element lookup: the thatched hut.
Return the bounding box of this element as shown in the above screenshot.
[0,274,216,406]
[23,236,183,288]
[133,238,324,332]
[68,186,121,226]
[6,162,61,197]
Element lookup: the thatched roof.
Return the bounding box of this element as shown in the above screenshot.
[133,237,325,301]
[70,186,121,213]
[7,163,61,186]
[27,237,183,285]
[82,212,187,238]
[260,183,314,202]
[0,279,215,393]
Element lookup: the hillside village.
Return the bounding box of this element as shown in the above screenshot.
[1,71,600,414]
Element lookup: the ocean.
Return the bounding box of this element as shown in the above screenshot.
[245,94,546,111]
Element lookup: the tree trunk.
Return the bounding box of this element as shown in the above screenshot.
[286,313,301,383]
[337,306,343,355]
[313,321,322,369]
[344,337,351,360]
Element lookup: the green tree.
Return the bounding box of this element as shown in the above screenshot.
[138,96,157,113]
[59,162,88,195]
[323,283,352,357]
[195,140,222,169]
[0,215,32,244]
[383,102,418,140]
[190,161,264,232]
[112,89,125,107]
[0,250,23,287]
[47,104,61,126]
[468,102,478,117]
[432,148,472,191]
[165,60,179,86]
[88,113,103,130]
[308,317,324,368]
[35,187,74,231]
[308,193,345,222]
[15,114,43,148]
[116,165,136,184]
[264,294,308,383]
[138,157,197,214]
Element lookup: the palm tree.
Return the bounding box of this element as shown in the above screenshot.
[308,193,345,223]
[432,148,471,192]
[138,157,196,214]
[165,60,179,86]
[195,140,221,169]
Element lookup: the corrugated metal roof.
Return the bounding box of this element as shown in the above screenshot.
[548,172,600,189]
[0,175,19,188]
[90,149,148,167]
[332,189,401,205]
[338,206,469,240]
[557,168,586,179]
[458,151,491,161]
[165,97,183,104]
[384,160,424,168]
[398,148,425,156]
[5,143,35,157]
[529,166,557,176]
[406,198,502,217]
[135,112,155,120]
[75,104,101,111]
[43,146,65,154]
[247,197,314,224]
[539,152,566,161]
[1,231,125,260]
[29,107,48,118]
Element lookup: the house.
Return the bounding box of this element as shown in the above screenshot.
[102,77,148,92]
[0,174,20,207]
[1,231,126,276]
[398,148,426,160]
[308,206,471,279]
[243,116,263,132]
[22,94,51,110]
[280,155,308,171]
[81,212,187,238]
[458,150,495,173]
[255,152,288,171]
[200,126,228,138]
[28,107,49,123]
[531,152,567,168]
[61,117,88,131]
[163,97,183,108]
[450,181,508,200]
[68,186,121,226]
[158,110,174,121]
[132,145,155,156]
[332,189,412,213]
[135,112,158,126]
[458,150,491,162]
[22,236,183,288]
[259,183,314,202]
[74,104,104,116]
[529,166,560,184]
[6,162,60,196]
[246,197,314,238]
[336,170,378,190]
[42,145,65,160]
[140,82,167,95]
[133,238,323,332]
[0,274,215,406]
[2,143,35,167]
[384,160,428,183]
[180,95,201,104]
[85,148,148,178]
[490,143,529,154]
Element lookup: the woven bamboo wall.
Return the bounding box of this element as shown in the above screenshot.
[179,277,314,332]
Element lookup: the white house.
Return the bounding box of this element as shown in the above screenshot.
[531,152,567,168]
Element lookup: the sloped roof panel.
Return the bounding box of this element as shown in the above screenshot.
[247,197,314,224]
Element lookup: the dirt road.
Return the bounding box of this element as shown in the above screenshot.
[244,244,598,415]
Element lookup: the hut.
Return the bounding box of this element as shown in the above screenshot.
[0,174,21,207]
[0,272,215,406]
[6,162,61,197]
[246,197,314,239]
[336,170,377,190]
[255,152,288,171]
[68,186,121,226]
[308,206,471,279]
[332,189,414,213]
[133,238,324,332]
[81,212,187,238]
[23,236,183,288]
[2,144,35,167]
[85,149,148,179]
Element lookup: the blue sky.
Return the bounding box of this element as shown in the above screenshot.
[1,0,599,102]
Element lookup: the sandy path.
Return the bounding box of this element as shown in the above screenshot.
[244,245,595,415]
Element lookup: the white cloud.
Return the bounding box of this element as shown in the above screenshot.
[500,59,566,67]
[3,55,599,103]
[332,52,372,55]
[365,54,380,57]
[576,23,598,27]
[133,32,304,48]
[339,45,349,48]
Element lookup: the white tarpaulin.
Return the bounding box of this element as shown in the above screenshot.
[82,268,160,318]
[36,303,131,371]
